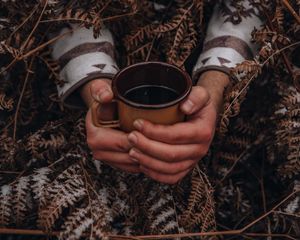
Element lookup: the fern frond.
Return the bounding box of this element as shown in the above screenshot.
[232,60,262,79]
[60,206,93,240]
[278,156,300,178]
[38,55,63,86]
[150,207,177,234]
[124,24,156,49]
[51,8,94,25]
[38,164,87,231]
[90,196,113,239]
[31,167,52,203]
[180,167,215,231]
[0,185,12,226]
[0,93,14,111]
[156,8,188,33]
[12,176,31,226]
[127,42,152,65]
[272,6,284,31]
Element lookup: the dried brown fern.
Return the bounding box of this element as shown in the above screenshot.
[12,176,31,226]
[0,93,14,111]
[0,185,12,227]
[1,1,300,239]
[180,166,215,232]
[38,164,87,231]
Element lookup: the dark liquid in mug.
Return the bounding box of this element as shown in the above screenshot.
[124,85,179,105]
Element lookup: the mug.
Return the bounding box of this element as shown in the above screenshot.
[91,61,192,132]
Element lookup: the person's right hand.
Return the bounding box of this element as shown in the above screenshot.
[81,79,141,173]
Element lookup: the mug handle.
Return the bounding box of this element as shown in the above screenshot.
[91,100,120,128]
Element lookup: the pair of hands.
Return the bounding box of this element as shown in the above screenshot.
[81,71,229,184]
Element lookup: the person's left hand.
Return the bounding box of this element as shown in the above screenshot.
[127,86,215,184]
[127,71,229,184]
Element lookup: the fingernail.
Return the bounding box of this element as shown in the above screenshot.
[133,119,143,131]
[129,148,138,157]
[129,149,139,163]
[182,99,194,113]
[128,133,138,145]
[99,89,112,101]
[92,88,111,102]
[130,157,139,163]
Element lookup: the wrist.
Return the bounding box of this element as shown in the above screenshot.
[196,70,230,112]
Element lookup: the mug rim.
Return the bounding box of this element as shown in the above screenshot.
[112,61,192,109]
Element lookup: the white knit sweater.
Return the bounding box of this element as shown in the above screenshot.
[51,0,263,108]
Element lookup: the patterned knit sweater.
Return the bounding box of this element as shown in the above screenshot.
[50,0,263,108]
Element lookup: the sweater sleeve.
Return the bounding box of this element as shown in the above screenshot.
[192,0,263,81]
[50,24,119,109]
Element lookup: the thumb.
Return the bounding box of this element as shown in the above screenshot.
[90,79,114,103]
[180,86,210,115]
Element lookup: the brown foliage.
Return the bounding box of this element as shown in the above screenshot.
[0,0,300,239]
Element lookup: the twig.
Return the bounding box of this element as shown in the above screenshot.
[40,10,138,24]
[108,190,299,239]
[282,0,300,24]
[240,190,299,232]
[21,0,49,52]
[261,4,296,87]
[7,3,40,41]
[245,233,298,240]
[1,227,296,240]
[145,1,176,61]
[47,156,65,169]
[0,26,78,78]
[273,210,300,218]
[259,156,272,239]
[0,58,18,77]
[0,228,59,236]
[13,58,34,141]
[19,27,77,60]
[2,190,299,240]
[97,0,112,15]
[0,170,22,174]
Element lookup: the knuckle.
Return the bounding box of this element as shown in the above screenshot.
[202,146,210,156]
[168,164,181,174]
[194,145,205,157]
[196,146,209,158]
[172,132,185,143]
[93,151,103,160]
[116,140,129,152]
[167,151,178,161]
[201,128,213,142]
[87,137,97,149]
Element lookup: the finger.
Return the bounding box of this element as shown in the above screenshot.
[93,151,137,165]
[90,79,113,103]
[129,148,196,174]
[180,86,210,115]
[128,131,206,162]
[86,110,131,152]
[140,166,192,185]
[102,161,141,173]
[133,118,213,144]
